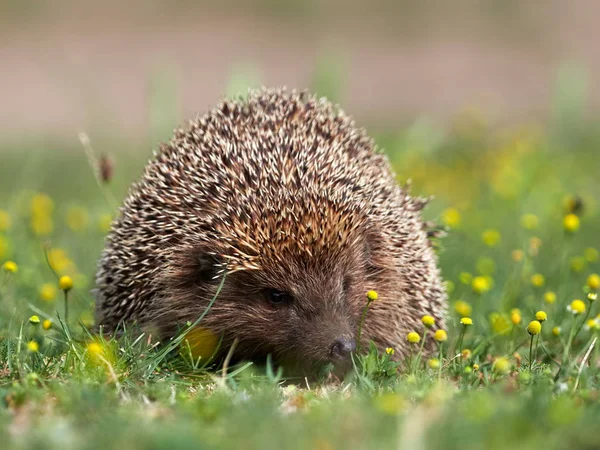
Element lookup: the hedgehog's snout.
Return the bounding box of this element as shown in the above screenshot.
[329,336,356,361]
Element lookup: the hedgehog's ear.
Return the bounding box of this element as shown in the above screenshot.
[168,246,225,289]
[195,253,222,282]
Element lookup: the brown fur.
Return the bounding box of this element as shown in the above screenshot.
[94,88,447,372]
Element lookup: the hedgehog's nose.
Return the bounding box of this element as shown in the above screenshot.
[329,336,356,360]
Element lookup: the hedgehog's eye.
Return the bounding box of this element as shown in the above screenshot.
[264,289,293,306]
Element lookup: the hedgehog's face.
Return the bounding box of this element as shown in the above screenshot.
[172,231,383,376]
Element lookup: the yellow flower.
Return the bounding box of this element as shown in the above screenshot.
[454,300,472,317]
[2,260,18,273]
[42,319,52,331]
[461,349,472,360]
[30,215,54,236]
[570,256,585,273]
[27,341,39,353]
[493,357,511,374]
[434,329,448,342]
[472,364,480,371]
[510,311,522,325]
[460,317,473,326]
[87,342,104,359]
[476,257,496,275]
[183,327,220,359]
[28,315,40,325]
[521,214,539,230]
[512,250,524,262]
[459,272,473,285]
[441,208,461,228]
[544,291,557,304]
[535,311,547,322]
[587,274,600,290]
[569,299,586,315]
[406,332,421,344]
[48,248,74,274]
[31,193,54,215]
[366,290,378,302]
[589,293,598,302]
[527,320,542,335]
[66,206,89,232]
[585,319,599,331]
[472,276,492,294]
[552,326,561,337]
[490,313,510,334]
[98,214,113,233]
[482,229,501,247]
[531,273,545,288]
[421,315,435,328]
[584,248,599,263]
[427,358,440,369]
[563,214,580,233]
[0,210,11,232]
[39,283,58,302]
[59,275,74,291]
[385,347,395,356]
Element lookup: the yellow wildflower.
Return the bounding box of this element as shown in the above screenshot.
[421,315,435,328]
[493,357,511,374]
[584,248,599,263]
[459,272,473,285]
[569,299,586,315]
[544,291,557,304]
[0,235,9,260]
[585,319,599,331]
[441,208,461,228]
[434,329,448,342]
[535,311,547,322]
[454,300,472,317]
[460,317,473,326]
[366,290,378,302]
[406,332,421,344]
[461,349,472,360]
[521,214,539,230]
[527,320,542,335]
[30,215,53,236]
[552,326,561,337]
[472,364,480,371]
[482,229,501,247]
[31,193,54,215]
[59,275,73,291]
[2,260,18,273]
[472,276,492,294]
[476,257,496,275]
[42,319,52,331]
[512,250,524,262]
[182,327,220,360]
[563,214,580,233]
[28,315,40,326]
[427,358,440,369]
[27,341,39,353]
[570,256,585,273]
[39,283,58,302]
[385,347,395,356]
[531,273,545,288]
[510,310,522,325]
[587,274,600,290]
[589,293,598,302]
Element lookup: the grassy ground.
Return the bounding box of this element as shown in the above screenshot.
[1,98,600,449]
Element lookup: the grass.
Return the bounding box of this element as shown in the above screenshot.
[1,94,600,450]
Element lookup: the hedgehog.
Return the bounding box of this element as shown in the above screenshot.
[95,88,447,374]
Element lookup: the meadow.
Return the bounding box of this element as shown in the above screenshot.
[1,80,600,449]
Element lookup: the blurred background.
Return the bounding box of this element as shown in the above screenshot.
[1,0,598,140]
